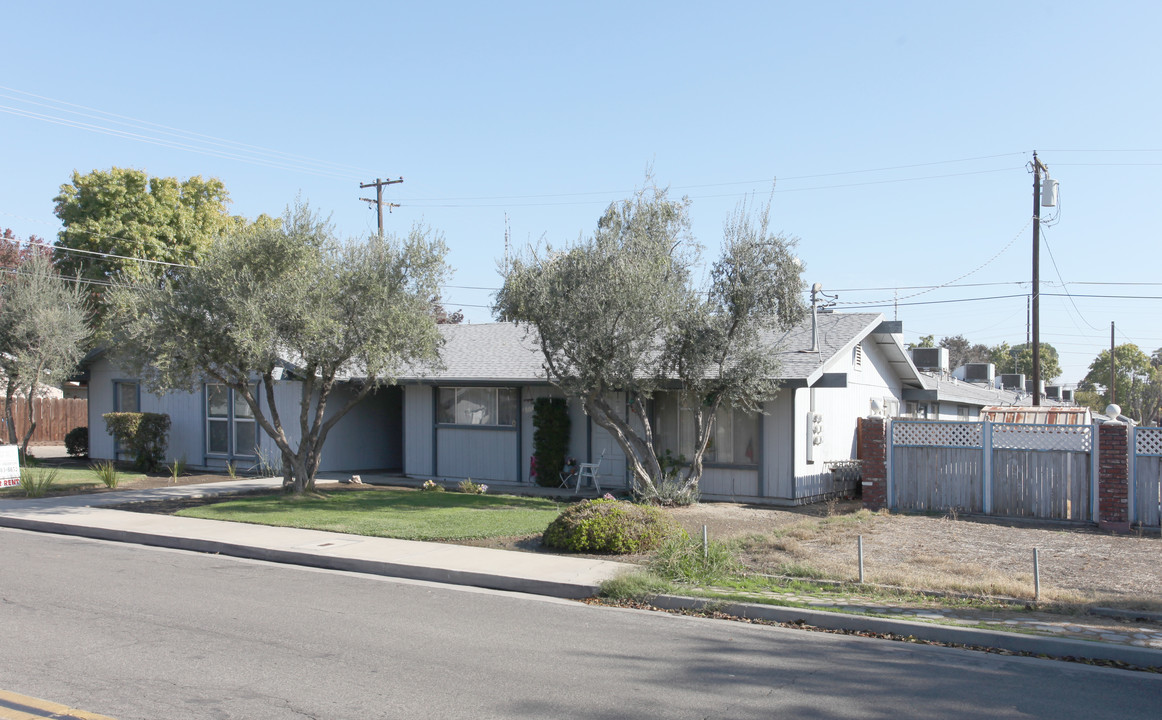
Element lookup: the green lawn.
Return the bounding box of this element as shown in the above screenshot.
[176,488,566,540]
[0,465,150,496]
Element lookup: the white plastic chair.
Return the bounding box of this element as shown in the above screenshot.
[574,450,605,495]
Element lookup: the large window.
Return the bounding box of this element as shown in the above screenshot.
[437,387,518,427]
[114,381,139,412]
[653,394,758,466]
[206,384,257,457]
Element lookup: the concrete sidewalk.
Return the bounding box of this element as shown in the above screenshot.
[0,478,629,599]
[2,479,1162,669]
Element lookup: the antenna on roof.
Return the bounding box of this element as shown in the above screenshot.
[503,213,511,276]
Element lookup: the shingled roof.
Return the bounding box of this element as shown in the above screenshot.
[401,312,908,385]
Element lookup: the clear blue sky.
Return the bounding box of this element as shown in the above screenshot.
[2,1,1160,385]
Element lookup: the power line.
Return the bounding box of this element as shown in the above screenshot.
[0,86,374,177]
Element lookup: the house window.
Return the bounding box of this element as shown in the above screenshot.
[437,387,518,427]
[957,405,972,421]
[653,394,758,466]
[114,381,139,412]
[112,381,140,458]
[206,384,258,457]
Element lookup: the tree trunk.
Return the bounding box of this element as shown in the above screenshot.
[19,384,37,463]
[583,391,663,495]
[2,379,16,447]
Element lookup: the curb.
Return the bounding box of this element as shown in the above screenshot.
[0,514,602,600]
[649,594,1162,668]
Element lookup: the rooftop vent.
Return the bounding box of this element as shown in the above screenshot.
[910,347,949,373]
[961,363,995,384]
[999,373,1026,391]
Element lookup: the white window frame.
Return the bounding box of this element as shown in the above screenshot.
[205,384,258,458]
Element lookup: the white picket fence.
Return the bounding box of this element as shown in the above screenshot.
[889,420,1094,522]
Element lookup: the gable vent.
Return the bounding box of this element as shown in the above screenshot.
[853,343,863,371]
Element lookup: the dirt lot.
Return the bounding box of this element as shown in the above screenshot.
[665,500,1162,606]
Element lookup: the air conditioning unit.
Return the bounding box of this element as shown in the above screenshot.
[1060,388,1074,403]
[961,363,995,384]
[911,347,949,373]
[1025,379,1046,395]
[1045,385,1061,400]
[999,373,1025,391]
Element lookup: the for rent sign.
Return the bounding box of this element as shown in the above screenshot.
[0,445,19,488]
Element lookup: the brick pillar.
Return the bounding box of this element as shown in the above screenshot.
[861,416,888,510]
[1097,422,1130,533]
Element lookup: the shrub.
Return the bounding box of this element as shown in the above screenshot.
[532,397,571,487]
[90,460,120,489]
[19,467,59,497]
[542,499,681,554]
[64,426,89,457]
[102,412,171,472]
[634,475,700,507]
[457,479,487,494]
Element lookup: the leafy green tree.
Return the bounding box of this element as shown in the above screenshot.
[938,335,991,370]
[1007,342,1062,383]
[1080,344,1161,423]
[495,184,805,498]
[907,334,935,351]
[53,168,238,282]
[106,203,448,493]
[0,254,89,461]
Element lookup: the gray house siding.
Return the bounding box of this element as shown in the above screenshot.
[435,427,519,482]
[88,357,403,473]
[403,384,434,476]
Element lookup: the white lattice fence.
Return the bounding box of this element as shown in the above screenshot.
[893,421,982,448]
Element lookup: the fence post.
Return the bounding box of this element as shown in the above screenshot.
[860,416,888,510]
[1129,425,1137,526]
[1097,422,1130,533]
[982,419,993,515]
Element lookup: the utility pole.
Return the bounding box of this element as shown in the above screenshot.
[1030,152,1047,406]
[359,177,403,238]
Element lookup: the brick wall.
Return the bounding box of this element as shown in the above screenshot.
[860,416,888,510]
[1097,422,1130,533]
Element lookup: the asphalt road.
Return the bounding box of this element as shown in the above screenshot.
[1,528,1159,720]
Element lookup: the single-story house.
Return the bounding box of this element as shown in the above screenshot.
[86,312,928,505]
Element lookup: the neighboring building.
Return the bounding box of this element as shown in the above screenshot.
[86,312,927,505]
[902,350,1072,421]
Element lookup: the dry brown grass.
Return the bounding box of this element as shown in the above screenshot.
[667,501,1162,610]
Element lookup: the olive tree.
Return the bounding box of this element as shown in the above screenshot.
[108,204,448,492]
[495,185,804,498]
[0,254,89,461]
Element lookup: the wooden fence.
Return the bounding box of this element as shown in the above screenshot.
[891,420,1094,523]
[2,397,87,444]
[1133,427,1162,528]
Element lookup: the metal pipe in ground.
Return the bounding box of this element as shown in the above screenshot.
[702,525,708,560]
[858,535,865,584]
[1034,547,1041,603]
